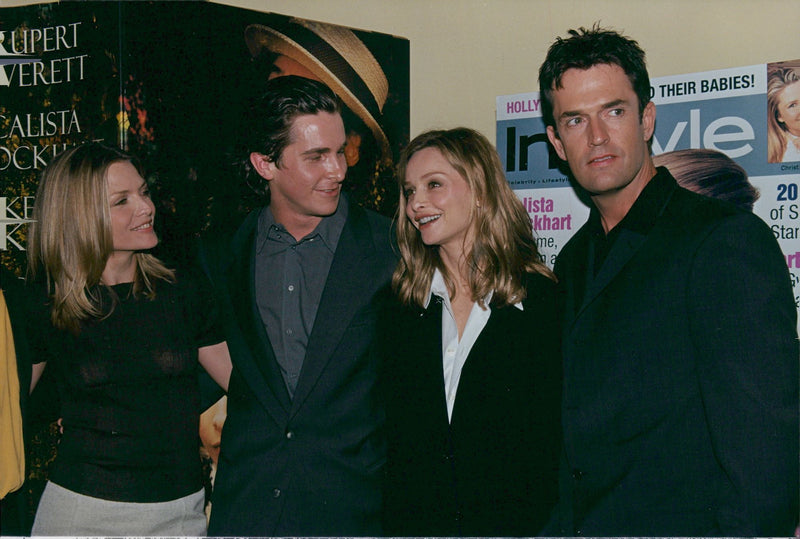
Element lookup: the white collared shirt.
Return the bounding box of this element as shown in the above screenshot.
[426,269,523,422]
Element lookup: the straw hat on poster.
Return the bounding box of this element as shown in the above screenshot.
[245,18,391,163]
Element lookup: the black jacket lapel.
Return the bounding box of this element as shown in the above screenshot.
[289,204,378,414]
[224,213,292,418]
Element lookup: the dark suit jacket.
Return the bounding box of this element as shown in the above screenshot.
[380,273,562,537]
[199,199,396,537]
[552,169,799,536]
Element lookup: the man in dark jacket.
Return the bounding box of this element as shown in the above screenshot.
[540,26,798,536]
[199,76,395,537]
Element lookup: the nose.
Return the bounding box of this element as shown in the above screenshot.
[136,195,154,216]
[328,152,346,181]
[588,118,609,146]
[409,189,427,212]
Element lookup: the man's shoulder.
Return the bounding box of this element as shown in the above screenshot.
[664,185,770,241]
[200,210,259,252]
[347,202,392,230]
[195,209,260,278]
[345,203,396,254]
[669,184,745,220]
[554,219,592,268]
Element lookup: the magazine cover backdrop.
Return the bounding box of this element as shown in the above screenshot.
[0,1,409,528]
[497,60,800,333]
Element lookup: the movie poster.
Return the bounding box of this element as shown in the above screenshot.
[1,1,408,529]
[496,60,800,323]
[1,2,409,276]
[0,2,122,275]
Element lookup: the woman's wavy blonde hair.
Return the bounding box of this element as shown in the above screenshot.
[393,127,554,309]
[27,142,174,333]
[767,66,800,163]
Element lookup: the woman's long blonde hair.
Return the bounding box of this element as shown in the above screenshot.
[27,142,174,333]
[767,66,800,163]
[393,127,554,309]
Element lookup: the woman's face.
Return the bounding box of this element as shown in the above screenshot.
[107,161,158,253]
[777,80,800,137]
[403,147,475,256]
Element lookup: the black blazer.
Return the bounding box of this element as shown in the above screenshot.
[380,272,562,536]
[199,200,396,537]
[552,169,799,536]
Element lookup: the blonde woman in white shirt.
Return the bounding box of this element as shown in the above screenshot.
[379,127,562,537]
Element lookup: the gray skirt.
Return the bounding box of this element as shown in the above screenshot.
[31,481,207,536]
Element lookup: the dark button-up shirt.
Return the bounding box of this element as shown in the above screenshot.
[254,198,347,397]
[588,167,672,276]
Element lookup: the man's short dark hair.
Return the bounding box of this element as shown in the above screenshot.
[240,75,341,193]
[538,25,651,128]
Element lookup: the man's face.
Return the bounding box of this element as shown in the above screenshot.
[253,111,347,236]
[268,54,364,167]
[546,63,656,203]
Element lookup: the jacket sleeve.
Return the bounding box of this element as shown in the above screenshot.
[687,211,799,535]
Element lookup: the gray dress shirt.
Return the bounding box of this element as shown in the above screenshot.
[254,198,348,397]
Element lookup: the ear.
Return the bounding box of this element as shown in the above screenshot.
[641,101,656,143]
[546,125,567,161]
[250,152,277,181]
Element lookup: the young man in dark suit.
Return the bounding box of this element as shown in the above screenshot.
[540,26,798,536]
[199,76,395,536]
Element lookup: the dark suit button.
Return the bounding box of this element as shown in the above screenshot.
[272,488,281,498]
[285,430,294,440]
[572,468,584,480]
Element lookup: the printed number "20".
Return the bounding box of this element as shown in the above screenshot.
[777,183,798,201]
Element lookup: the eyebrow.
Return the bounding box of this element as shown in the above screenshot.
[558,98,629,120]
[108,182,146,197]
[301,147,329,156]
[300,142,347,157]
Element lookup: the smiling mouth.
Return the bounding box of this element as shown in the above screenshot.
[317,185,342,195]
[418,215,441,225]
[132,222,152,231]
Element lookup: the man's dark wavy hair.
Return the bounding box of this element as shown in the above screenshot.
[239,75,341,196]
[538,24,651,129]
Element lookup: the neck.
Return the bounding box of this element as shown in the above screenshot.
[284,217,323,241]
[102,253,137,285]
[593,162,657,234]
[439,245,471,292]
[269,206,324,241]
[594,198,635,234]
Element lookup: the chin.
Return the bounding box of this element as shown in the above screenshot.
[317,203,340,216]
